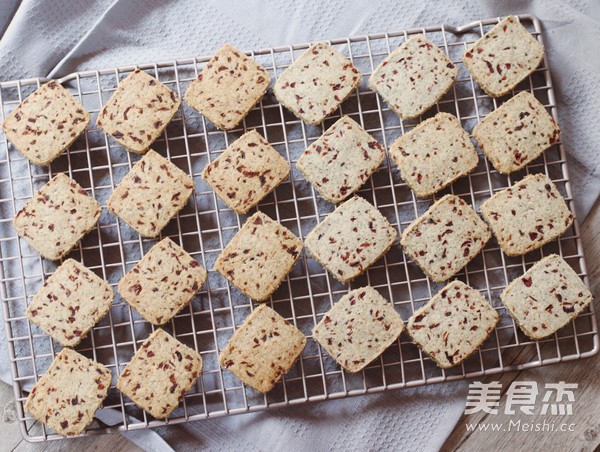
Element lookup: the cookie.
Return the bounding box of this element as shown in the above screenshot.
[480,173,573,256]
[27,259,113,347]
[400,195,490,282]
[202,130,289,214]
[25,348,111,435]
[97,69,180,154]
[184,44,270,130]
[473,91,560,174]
[312,286,404,372]
[501,254,593,339]
[116,329,202,419]
[13,173,101,260]
[407,280,499,368]
[369,35,458,120]
[214,212,302,301]
[219,304,306,393]
[118,238,206,325]
[107,149,194,238]
[2,81,90,166]
[389,112,478,197]
[463,16,544,97]
[273,42,361,125]
[305,196,397,284]
[296,116,385,203]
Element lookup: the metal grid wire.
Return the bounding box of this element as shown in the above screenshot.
[0,14,597,441]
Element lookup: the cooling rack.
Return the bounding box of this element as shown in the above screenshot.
[0,14,597,442]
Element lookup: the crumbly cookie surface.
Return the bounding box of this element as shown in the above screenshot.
[273,42,361,124]
[219,304,306,393]
[2,81,90,165]
[312,286,404,372]
[297,116,385,203]
[473,91,560,174]
[184,44,270,130]
[202,130,289,213]
[215,212,302,301]
[501,254,593,339]
[116,329,202,418]
[389,112,478,196]
[27,259,113,347]
[107,149,194,237]
[463,16,544,97]
[118,238,206,325]
[400,195,490,282]
[369,35,457,119]
[13,173,101,260]
[25,348,112,435]
[305,196,397,284]
[480,174,573,256]
[407,281,499,368]
[97,69,180,153]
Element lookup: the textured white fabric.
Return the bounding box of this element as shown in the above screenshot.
[0,1,598,451]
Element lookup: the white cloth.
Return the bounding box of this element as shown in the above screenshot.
[0,1,598,451]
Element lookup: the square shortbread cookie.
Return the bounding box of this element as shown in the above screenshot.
[273,42,361,125]
[118,238,206,325]
[27,259,113,347]
[312,286,404,372]
[215,212,302,301]
[473,91,560,174]
[117,329,202,419]
[97,69,181,154]
[401,195,490,282]
[369,35,458,120]
[406,281,500,369]
[2,81,90,166]
[202,130,289,214]
[463,16,544,97]
[480,173,573,256]
[107,150,194,238]
[25,348,112,435]
[296,116,385,203]
[407,281,499,368]
[389,112,479,197]
[501,254,593,339]
[184,44,271,130]
[219,304,306,393]
[14,173,101,260]
[305,196,397,284]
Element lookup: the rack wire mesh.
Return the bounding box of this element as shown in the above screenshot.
[0,14,597,442]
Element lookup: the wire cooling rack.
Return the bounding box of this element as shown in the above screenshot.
[0,14,597,442]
